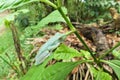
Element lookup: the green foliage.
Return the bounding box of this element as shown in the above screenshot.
[1,9,29,28]
[21,60,90,80]
[0,0,39,12]
[112,50,120,59]
[0,48,17,79]
[14,2,47,27]
[0,3,68,78]
[102,60,120,80]
[21,42,92,80]
[65,0,120,23]
[80,50,95,59]
[14,12,29,28]
[0,55,10,78]
[37,7,67,27]
[53,44,82,60]
[0,0,47,28]
[90,66,112,80]
[47,24,63,30]
[40,62,80,80]
[0,29,13,53]
[23,7,68,37]
[1,0,120,80]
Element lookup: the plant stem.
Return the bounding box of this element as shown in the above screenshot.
[65,30,76,36]
[57,7,97,62]
[10,23,26,75]
[40,0,99,64]
[57,0,62,7]
[0,56,19,75]
[99,42,120,59]
[40,0,57,9]
[58,8,76,30]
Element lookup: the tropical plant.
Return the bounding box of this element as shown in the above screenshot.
[0,0,120,80]
[65,0,120,23]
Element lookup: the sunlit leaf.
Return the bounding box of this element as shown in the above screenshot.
[102,60,120,80]
[21,60,89,80]
[23,7,68,35]
[0,0,39,12]
[0,9,29,27]
[36,7,68,27]
[53,44,82,60]
[90,66,112,80]
[112,50,120,59]
[80,50,95,59]
[40,62,80,80]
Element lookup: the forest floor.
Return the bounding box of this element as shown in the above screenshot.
[28,24,120,58]
[0,10,120,80]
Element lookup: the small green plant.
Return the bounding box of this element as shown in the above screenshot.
[0,0,120,80]
[21,0,120,80]
[0,29,13,53]
[65,0,120,23]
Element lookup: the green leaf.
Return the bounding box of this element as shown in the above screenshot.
[96,71,112,80]
[53,44,82,60]
[0,0,39,12]
[20,65,45,80]
[4,19,11,27]
[48,24,63,30]
[36,7,68,27]
[40,62,80,80]
[24,7,68,35]
[102,60,120,80]
[21,60,89,80]
[112,50,120,59]
[80,50,95,59]
[35,33,66,65]
[90,66,112,80]
[0,9,29,27]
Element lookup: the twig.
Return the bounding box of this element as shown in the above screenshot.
[84,69,90,80]
[99,41,120,59]
[10,23,26,75]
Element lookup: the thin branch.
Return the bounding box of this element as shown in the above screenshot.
[99,42,120,59]
[40,0,57,9]
[10,23,26,75]
[57,7,97,62]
